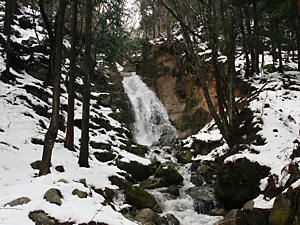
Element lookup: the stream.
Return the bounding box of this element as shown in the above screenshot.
[122,72,221,225]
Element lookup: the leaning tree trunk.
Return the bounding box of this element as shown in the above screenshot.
[65,0,78,151]
[39,0,66,176]
[78,0,93,168]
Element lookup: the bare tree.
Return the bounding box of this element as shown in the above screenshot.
[39,0,67,175]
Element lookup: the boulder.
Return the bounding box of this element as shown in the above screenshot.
[72,189,88,198]
[215,158,270,209]
[117,160,152,182]
[162,185,180,197]
[94,151,116,162]
[135,208,158,224]
[190,173,204,186]
[186,186,216,214]
[30,160,42,170]
[140,177,166,189]
[55,165,65,173]
[124,144,149,156]
[5,197,31,207]
[177,149,193,163]
[124,186,158,210]
[90,141,111,151]
[155,214,180,225]
[222,208,270,225]
[155,163,183,185]
[109,175,132,189]
[29,211,56,225]
[44,188,63,206]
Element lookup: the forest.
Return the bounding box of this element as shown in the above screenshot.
[0,0,300,225]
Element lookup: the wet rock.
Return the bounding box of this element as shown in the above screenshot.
[177,149,193,163]
[140,177,166,189]
[5,197,31,207]
[31,160,42,170]
[124,186,158,210]
[94,151,116,162]
[186,186,216,214]
[44,188,63,206]
[72,189,88,198]
[162,185,180,197]
[135,208,158,224]
[190,173,204,186]
[155,214,180,225]
[215,158,270,209]
[155,163,183,185]
[117,160,152,182]
[109,175,132,189]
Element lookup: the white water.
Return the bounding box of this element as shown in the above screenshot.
[122,72,221,225]
[122,73,177,146]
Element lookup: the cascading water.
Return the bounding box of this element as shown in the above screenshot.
[122,72,221,225]
[122,72,177,146]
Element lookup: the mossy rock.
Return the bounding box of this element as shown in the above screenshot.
[140,177,166,189]
[109,175,132,189]
[116,160,153,182]
[214,158,270,209]
[177,150,193,163]
[5,197,31,207]
[155,163,183,185]
[44,188,63,206]
[94,151,116,162]
[72,189,88,198]
[124,186,158,209]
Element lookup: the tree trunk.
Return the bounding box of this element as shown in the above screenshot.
[4,0,16,75]
[65,0,78,151]
[275,18,283,73]
[78,0,93,168]
[295,0,300,70]
[39,0,66,176]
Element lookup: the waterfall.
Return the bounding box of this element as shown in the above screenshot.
[122,72,177,146]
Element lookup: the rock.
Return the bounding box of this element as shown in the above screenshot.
[109,175,132,189]
[94,151,116,162]
[55,165,65,173]
[190,173,204,186]
[44,188,63,206]
[31,138,44,145]
[243,200,255,210]
[57,179,68,184]
[140,177,166,189]
[222,208,270,225]
[117,160,153,182]
[135,208,158,224]
[72,189,88,198]
[28,211,56,225]
[155,163,183,185]
[177,149,193,163]
[215,158,270,209]
[209,208,227,217]
[5,197,31,207]
[155,214,180,225]
[79,178,88,187]
[19,16,33,29]
[124,186,158,210]
[124,144,149,156]
[186,186,216,214]
[90,141,112,151]
[30,160,41,170]
[162,185,180,197]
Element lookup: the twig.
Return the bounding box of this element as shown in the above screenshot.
[89,205,105,222]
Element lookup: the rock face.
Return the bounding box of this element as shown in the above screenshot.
[137,43,216,138]
[214,158,270,209]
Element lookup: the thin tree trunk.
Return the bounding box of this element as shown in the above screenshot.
[79,0,93,168]
[65,0,78,151]
[295,0,300,70]
[275,18,283,73]
[39,0,66,176]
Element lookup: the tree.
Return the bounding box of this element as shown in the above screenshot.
[78,0,93,167]
[39,0,67,175]
[65,0,78,151]
[4,0,17,75]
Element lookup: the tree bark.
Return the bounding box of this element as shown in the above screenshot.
[39,0,66,176]
[79,0,93,168]
[65,0,78,151]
